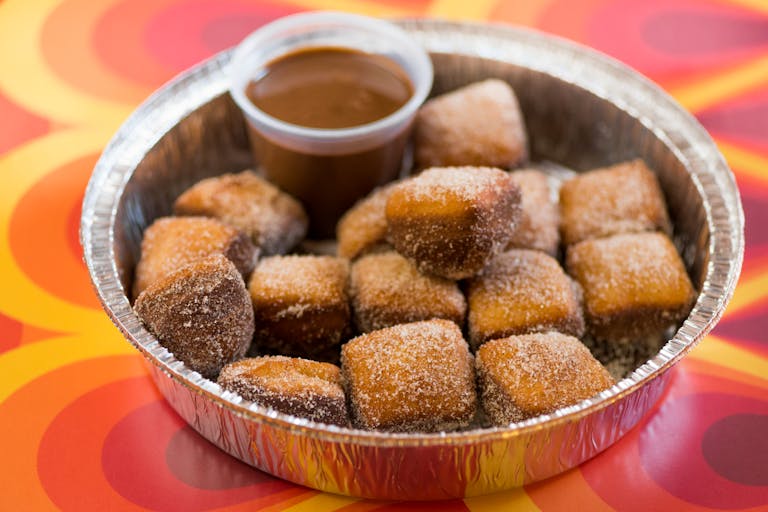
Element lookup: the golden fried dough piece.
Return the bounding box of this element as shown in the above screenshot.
[414,79,528,169]
[476,332,615,425]
[467,249,584,349]
[566,232,696,340]
[134,254,254,379]
[174,170,308,255]
[385,166,521,279]
[336,183,395,260]
[506,170,559,256]
[132,216,257,300]
[218,356,347,426]
[350,251,466,333]
[249,255,350,357]
[559,159,671,246]
[341,319,476,432]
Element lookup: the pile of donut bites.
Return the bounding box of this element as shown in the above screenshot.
[133,79,696,432]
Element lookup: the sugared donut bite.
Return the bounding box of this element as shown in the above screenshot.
[132,216,257,300]
[350,251,466,333]
[134,254,254,379]
[467,249,585,349]
[414,79,528,169]
[566,232,695,341]
[336,183,396,260]
[476,332,614,425]
[559,159,671,246]
[248,255,350,357]
[385,166,521,279]
[174,169,308,255]
[341,319,477,432]
[506,169,560,256]
[218,356,347,426]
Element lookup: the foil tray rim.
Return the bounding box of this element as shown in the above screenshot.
[80,19,744,447]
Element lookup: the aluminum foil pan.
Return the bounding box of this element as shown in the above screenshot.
[80,20,744,500]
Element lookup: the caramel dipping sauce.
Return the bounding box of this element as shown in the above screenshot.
[247,48,413,129]
[243,47,415,238]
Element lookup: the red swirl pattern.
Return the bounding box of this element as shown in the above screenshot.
[1,0,767,510]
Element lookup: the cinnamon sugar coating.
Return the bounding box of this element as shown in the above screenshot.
[218,356,347,426]
[174,170,308,255]
[476,332,615,425]
[559,159,671,246]
[467,249,585,349]
[248,255,351,357]
[336,184,396,260]
[134,254,254,379]
[341,319,477,432]
[566,232,696,341]
[506,169,560,256]
[132,216,257,300]
[385,166,522,279]
[414,79,528,169]
[350,251,466,333]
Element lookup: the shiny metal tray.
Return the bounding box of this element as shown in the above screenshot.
[81,20,744,500]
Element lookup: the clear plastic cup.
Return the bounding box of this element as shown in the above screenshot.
[229,11,433,238]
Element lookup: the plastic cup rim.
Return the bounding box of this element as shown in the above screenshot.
[228,11,434,144]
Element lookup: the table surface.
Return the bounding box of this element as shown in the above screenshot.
[1,0,767,510]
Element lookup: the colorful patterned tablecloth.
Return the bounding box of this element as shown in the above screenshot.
[1,0,767,510]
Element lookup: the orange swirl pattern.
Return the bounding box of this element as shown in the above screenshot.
[1,0,767,510]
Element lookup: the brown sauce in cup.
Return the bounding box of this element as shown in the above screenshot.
[246,47,413,129]
[243,47,415,238]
